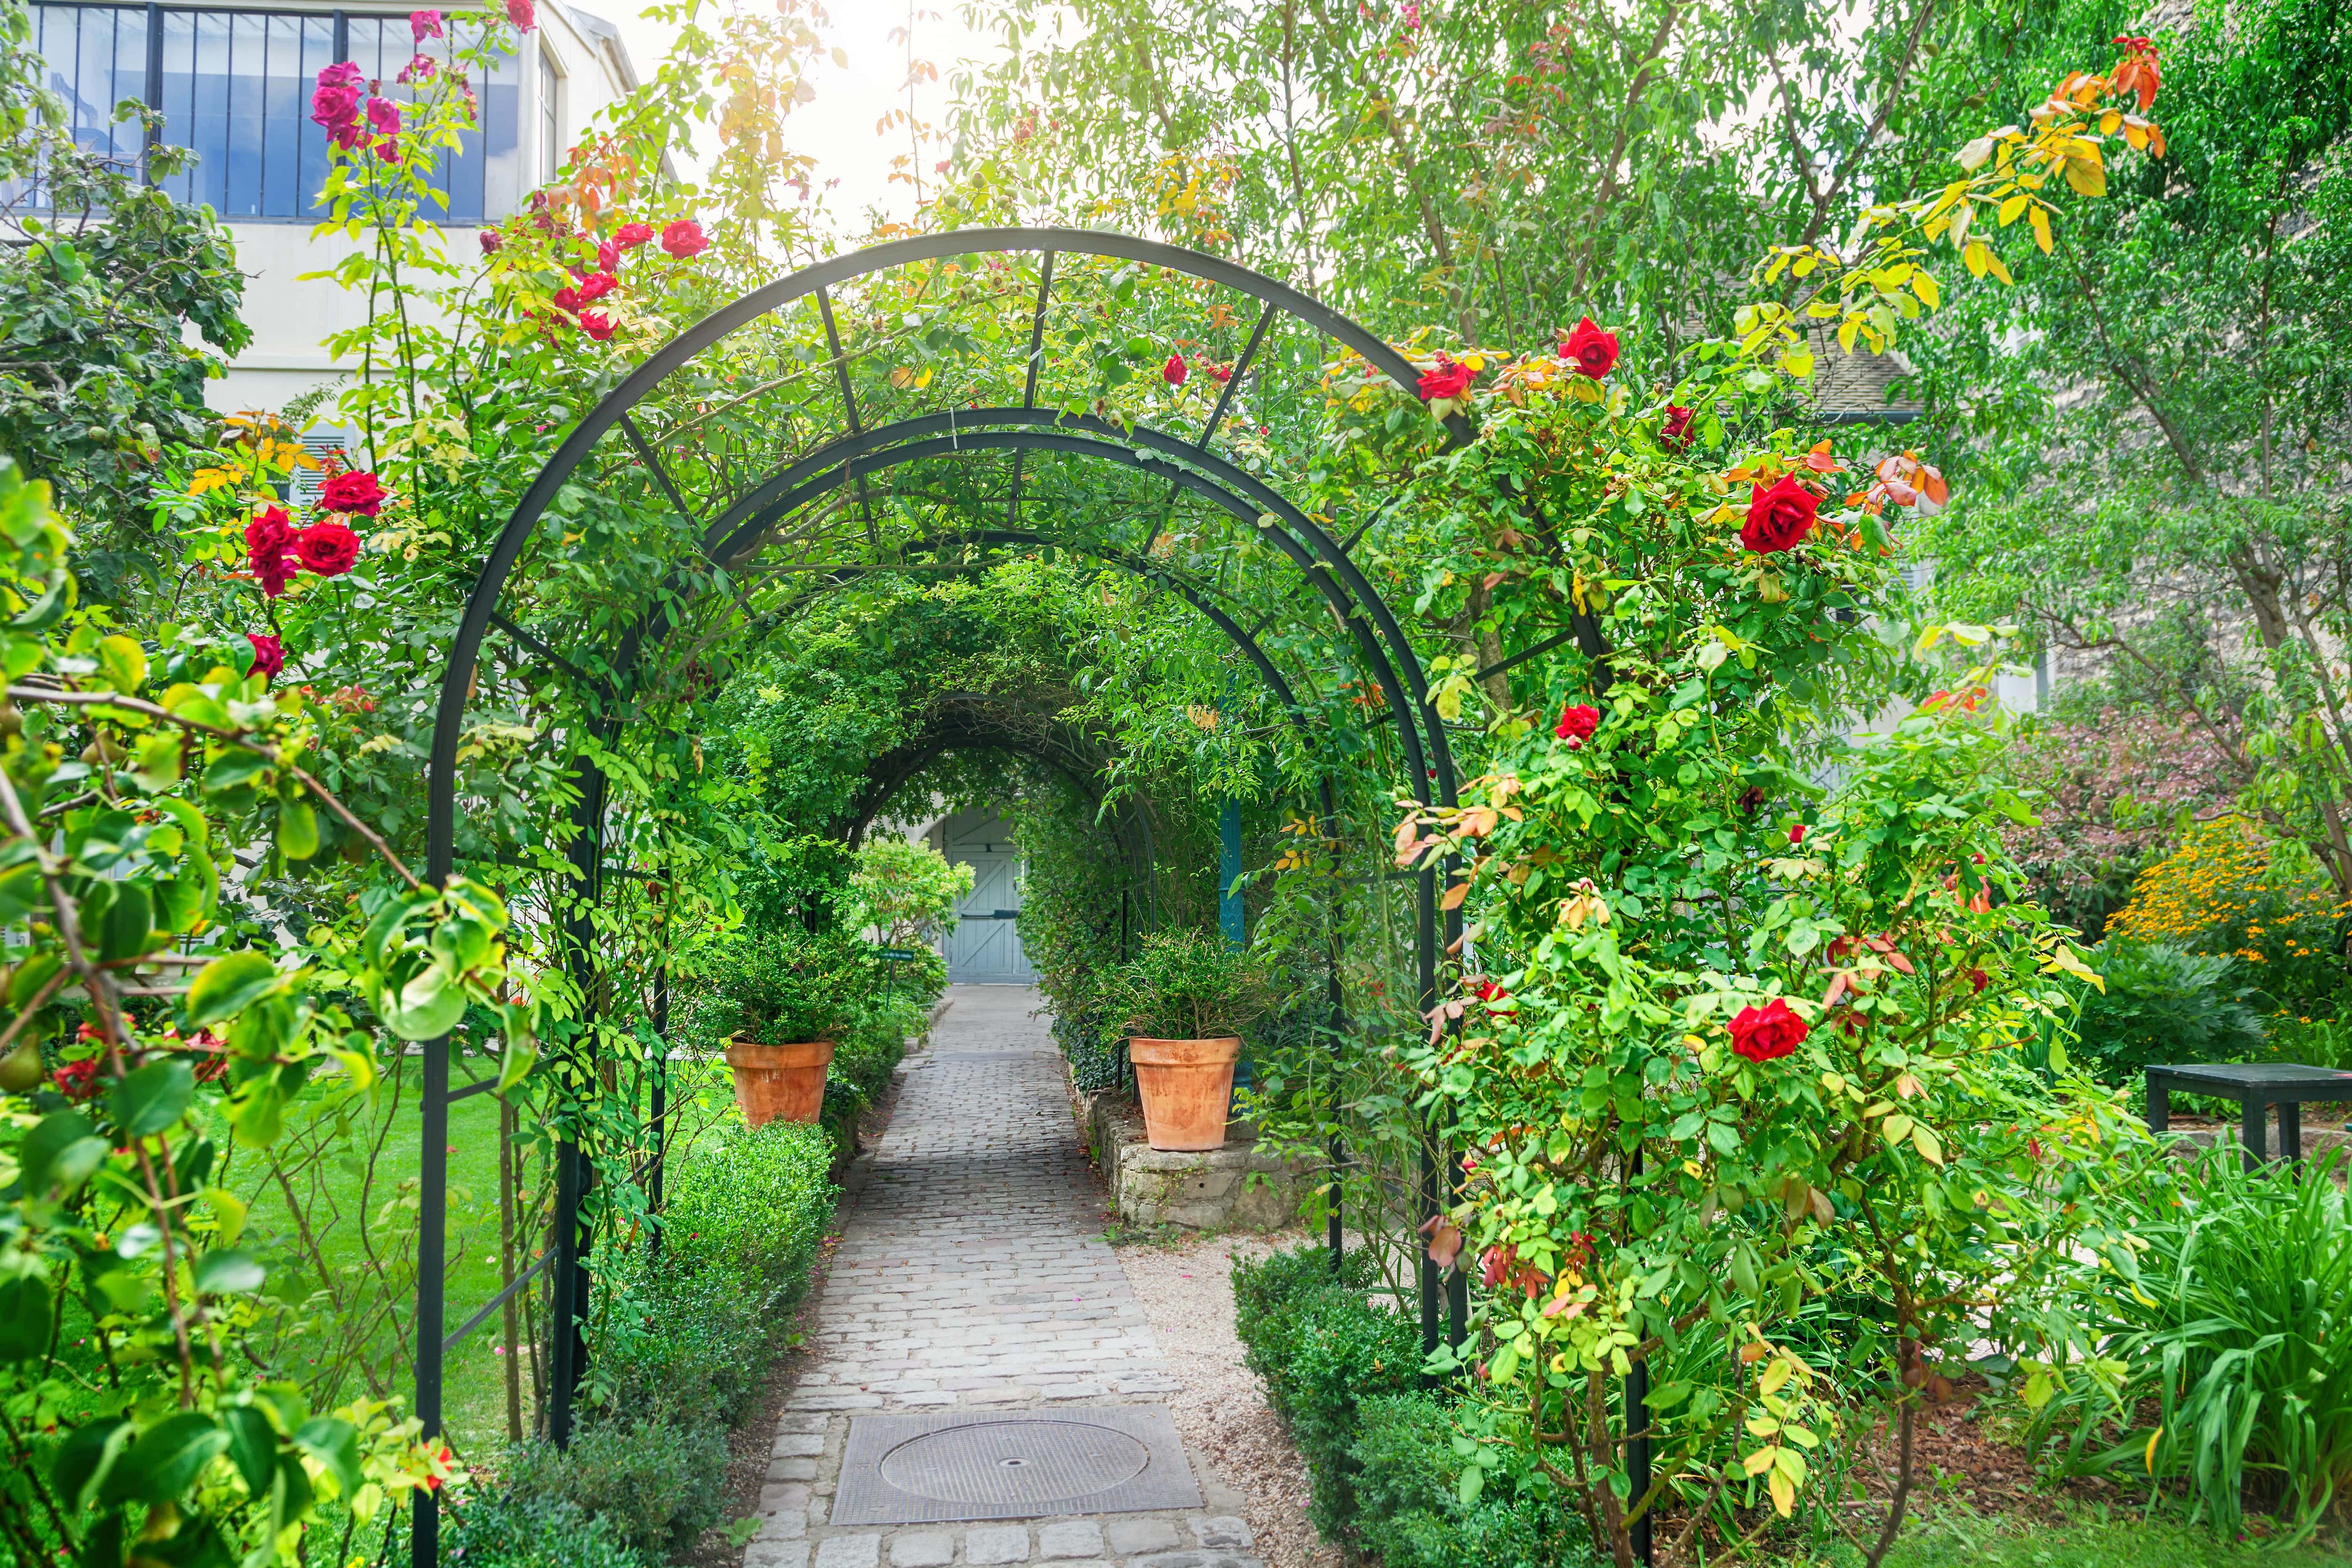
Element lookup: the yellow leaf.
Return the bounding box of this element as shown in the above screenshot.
[1780,347,1814,379]
[1566,376,1603,404]
[1742,1447,1778,1477]
[2145,1426,2163,1472]
[1767,1467,1796,1517]
[2063,141,2107,198]
[2029,205,2054,255]
[1963,241,1992,279]
[1837,317,1860,354]
[2042,942,2106,993]
[1998,192,2030,226]
[1758,1357,1794,1394]
[1910,270,1940,310]
[1882,1114,1915,1144]
[1985,248,2014,286]
[1912,1124,1945,1166]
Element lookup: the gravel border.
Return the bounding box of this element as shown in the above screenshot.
[1111,1233,1343,1568]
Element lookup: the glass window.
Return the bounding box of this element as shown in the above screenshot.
[538,48,558,188]
[29,3,525,221]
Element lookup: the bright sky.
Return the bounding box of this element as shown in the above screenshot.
[595,0,1001,235]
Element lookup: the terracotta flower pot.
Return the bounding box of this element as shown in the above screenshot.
[1128,1035,1241,1151]
[724,1038,835,1128]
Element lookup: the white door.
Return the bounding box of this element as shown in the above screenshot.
[943,811,1035,984]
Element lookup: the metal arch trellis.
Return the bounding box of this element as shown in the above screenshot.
[412,229,1473,1566]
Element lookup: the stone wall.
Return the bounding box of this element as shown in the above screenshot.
[1073,1085,1307,1232]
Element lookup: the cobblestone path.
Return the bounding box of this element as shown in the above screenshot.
[744,986,1265,1568]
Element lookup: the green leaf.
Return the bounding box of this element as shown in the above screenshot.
[110,1058,193,1138]
[184,950,282,1027]
[1456,1461,1485,1507]
[131,731,184,792]
[386,963,469,1042]
[20,1110,103,1198]
[50,1416,131,1510]
[98,881,152,963]
[277,802,318,860]
[106,1411,228,1504]
[95,635,147,693]
[0,864,41,927]
[0,1273,54,1361]
[223,1406,275,1496]
[192,1248,266,1295]
[202,749,270,793]
[8,950,60,1007]
[293,1417,363,1498]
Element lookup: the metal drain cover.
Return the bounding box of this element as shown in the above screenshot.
[833,1407,1200,1524]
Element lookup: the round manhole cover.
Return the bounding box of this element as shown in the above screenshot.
[878,1420,1152,1505]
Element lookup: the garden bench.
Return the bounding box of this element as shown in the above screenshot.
[2144,1061,2352,1171]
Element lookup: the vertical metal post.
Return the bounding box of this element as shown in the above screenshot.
[548,757,607,1445]
[647,964,668,1260]
[1416,860,1440,1358]
[1626,1146,1652,1566]
[1325,955,1344,1275]
[411,1029,450,1565]
[331,8,347,63]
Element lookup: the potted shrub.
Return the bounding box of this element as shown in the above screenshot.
[1102,929,1273,1151]
[707,930,860,1127]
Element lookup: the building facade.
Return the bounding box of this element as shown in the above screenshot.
[28,0,643,413]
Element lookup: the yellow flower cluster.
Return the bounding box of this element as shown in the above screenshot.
[2113,815,2351,956]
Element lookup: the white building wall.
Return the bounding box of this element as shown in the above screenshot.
[200,0,642,414]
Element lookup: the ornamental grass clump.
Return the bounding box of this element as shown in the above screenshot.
[2018,1146,2352,1546]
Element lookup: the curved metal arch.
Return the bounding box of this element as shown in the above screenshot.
[430,230,1463,883]
[416,235,1467,1568]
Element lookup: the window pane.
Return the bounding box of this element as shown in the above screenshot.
[157,9,193,204]
[224,13,265,216]
[189,11,231,212]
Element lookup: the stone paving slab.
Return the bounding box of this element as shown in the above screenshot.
[744,986,1264,1568]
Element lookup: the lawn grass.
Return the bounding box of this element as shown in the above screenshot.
[213,1050,748,1464]
[1871,1502,2351,1568]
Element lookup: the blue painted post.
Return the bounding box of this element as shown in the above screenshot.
[1218,796,1245,948]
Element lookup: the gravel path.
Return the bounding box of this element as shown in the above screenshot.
[1112,1234,1343,1568]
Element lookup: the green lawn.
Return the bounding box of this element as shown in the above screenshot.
[1870,1504,2350,1568]
[213,1051,746,1464]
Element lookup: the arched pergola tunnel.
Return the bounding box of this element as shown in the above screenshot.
[411,231,1482,1564]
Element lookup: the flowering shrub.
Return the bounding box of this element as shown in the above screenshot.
[0,461,540,1559]
[2110,815,2352,1015]
[1356,45,2171,1568]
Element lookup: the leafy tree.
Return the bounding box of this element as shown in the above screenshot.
[0,4,248,582]
[1906,0,2352,893]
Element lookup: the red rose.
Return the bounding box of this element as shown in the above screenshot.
[1418,355,1474,402]
[478,229,502,255]
[661,219,708,258]
[1969,968,1990,993]
[1788,824,1806,844]
[294,522,362,577]
[1554,703,1599,748]
[245,506,297,597]
[246,633,284,684]
[1729,998,1808,1064]
[505,0,534,31]
[596,238,621,273]
[1162,353,1187,386]
[575,271,615,302]
[1207,363,1232,384]
[50,1059,101,1104]
[318,470,385,518]
[1560,316,1618,379]
[1742,475,1818,553]
[615,221,654,248]
[551,286,581,312]
[580,310,615,342]
[1661,405,1694,451]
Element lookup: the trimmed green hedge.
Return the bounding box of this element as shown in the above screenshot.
[1232,1244,1585,1568]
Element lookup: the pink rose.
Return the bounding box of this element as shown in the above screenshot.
[505,0,535,31]
[479,229,502,255]
[660,219,708,258]
[397,54,437,84]
[411,8,444,40]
